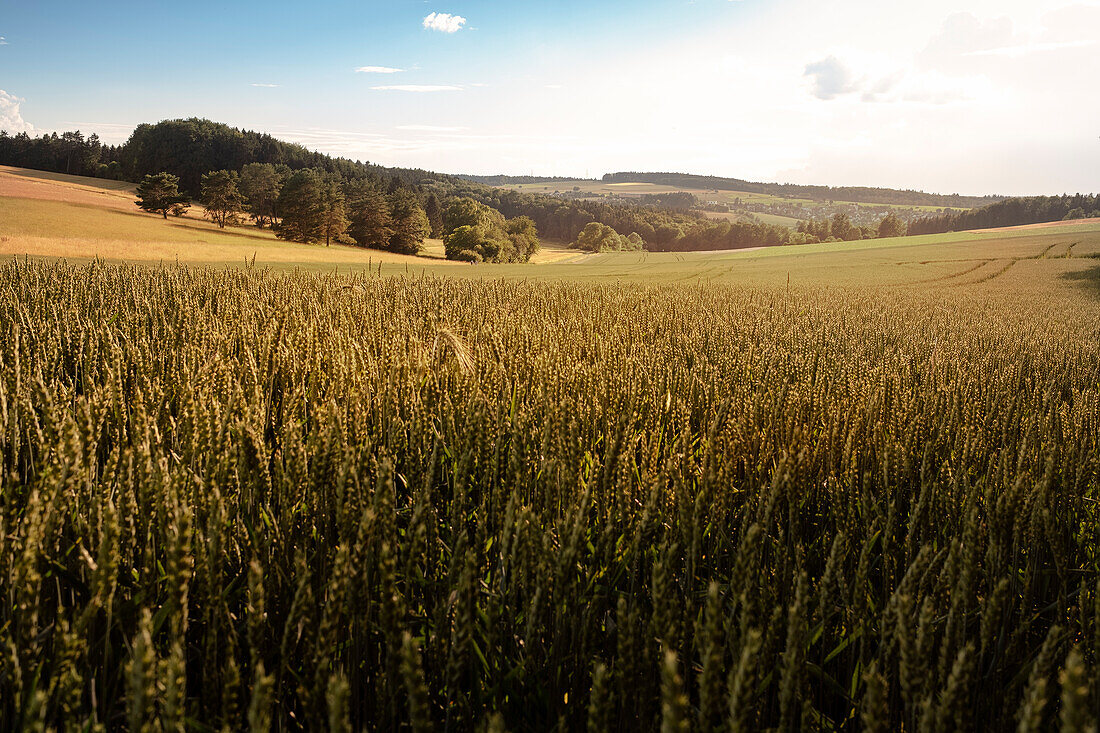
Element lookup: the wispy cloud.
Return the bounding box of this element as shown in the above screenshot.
[251,83,279,88]
[355,66,404,74]
[422,12,466,33]
[0,37,8,46]
[396,124,470,132]
[964,39,1096,58]
[371,84,463,92]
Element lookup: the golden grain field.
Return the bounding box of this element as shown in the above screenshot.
[1,251,1097,730]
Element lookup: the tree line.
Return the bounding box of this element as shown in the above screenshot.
[135,167,541,261]
[457,186,805,251]
[0,129,124,179]
[796,212,906,242]
[907,194,1099,235]
[134,166,449,255]
[787,194,1100,242]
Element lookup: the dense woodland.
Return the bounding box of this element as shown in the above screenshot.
[797,212,907,242]
[2,121,1096,255]
[908,194,1100,235]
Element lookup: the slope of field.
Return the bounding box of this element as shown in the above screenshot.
[0,167,582,267]
[4,168,1100,296]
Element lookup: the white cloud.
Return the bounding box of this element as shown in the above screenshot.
[422,12,466,33]
[251,83,279,87]
[355,66,404,74]
[804,56,859,100]
[544,84,564,89]
[0,89,34,133]
[371,84,463,92]
[0,36,8,46]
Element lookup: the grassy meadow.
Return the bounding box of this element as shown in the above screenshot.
[506,179,954,214]
[1,167,1100,730]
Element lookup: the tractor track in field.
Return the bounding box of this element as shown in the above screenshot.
[959,258,1017,285]
[908,259,992,284]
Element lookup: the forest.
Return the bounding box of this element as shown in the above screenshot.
[907,194,1100,234]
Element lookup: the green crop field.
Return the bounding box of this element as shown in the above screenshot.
[2,169,1100,731]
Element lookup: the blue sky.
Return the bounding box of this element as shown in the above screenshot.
[1,0,1098,194]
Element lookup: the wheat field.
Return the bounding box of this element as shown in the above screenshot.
[1,254,1098,730]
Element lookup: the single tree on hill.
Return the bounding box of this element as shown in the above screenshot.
[199,170,245,228]
[135,172,190,219]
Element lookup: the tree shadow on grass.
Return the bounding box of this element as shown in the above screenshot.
[163,218,278,243]
[1060,257,1100,297]
[109,206,279,244]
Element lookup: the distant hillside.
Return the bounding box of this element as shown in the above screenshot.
[0,118,454,196]
[908,194,1100,235]
[458,174,596,186]
[0,120,802,251]
[601,172,1005,209]
[11,119,1087,253]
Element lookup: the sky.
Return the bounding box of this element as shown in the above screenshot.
[0,0,1097,195]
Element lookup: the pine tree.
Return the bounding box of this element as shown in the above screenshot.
[423,193,444,238]
[275,170,324,243]
[239,163,285,228]
[135,172,190,219]
[319,178,350,246]
[200,170,245,228]
[346,180,394,250]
